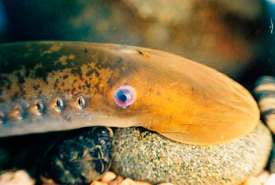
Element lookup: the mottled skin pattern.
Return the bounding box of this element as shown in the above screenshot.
[0,41,259,145]
[0,42,119,103]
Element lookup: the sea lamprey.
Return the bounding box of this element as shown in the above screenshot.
[0,41,259,145]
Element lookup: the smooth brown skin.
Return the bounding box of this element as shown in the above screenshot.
[0,42,259,145]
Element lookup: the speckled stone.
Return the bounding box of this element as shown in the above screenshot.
[111,122,272,185]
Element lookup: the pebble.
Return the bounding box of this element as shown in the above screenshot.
[0,170,35,185]
[90,181,107,185]
[242,176,261,185]
[264,174,275,185]
[257,170,270,183]
[120,178,136,185]
[101,171,117,183]
[111,122,272,185]
[108,176,124,185]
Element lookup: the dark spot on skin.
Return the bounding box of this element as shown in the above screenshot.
[94,82,101,93]
[6,81,11,90]
[33,84,40,90]
[63,114,72,122]
[63,75,68,79]
[136,50,149,57]
[16,72,25,84]
[157,92,161,96]
[85,81,91,88]
[106,78,112,85]
[72,87,76,94]
[204,94,207,98]
[73,79,77,83]
[118,57,123,63]
[137,50,143,55]
[11,92,19,100]
[16,72,26,94]
[54,79,59,89]
[191,87,195,92]
[86,71,93,77]
[95,71,100,77]
[71,67,83,80]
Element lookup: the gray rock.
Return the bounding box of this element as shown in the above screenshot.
[111,122,272,185]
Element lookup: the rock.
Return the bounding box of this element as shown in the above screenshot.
[120,178,136,185]
[101,171,117,183]
[264,174,275,185]
[108,176,124,185]
[111,122,272,185]
[257,170,270,184]
[2,0,267,79]
[0,170,35,185]
[40,127,113,185]
[242,176,261,185]
[90,181,108,185]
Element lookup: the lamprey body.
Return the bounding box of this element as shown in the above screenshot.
[0,42,259,145]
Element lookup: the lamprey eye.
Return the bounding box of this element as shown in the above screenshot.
[76,96,86,109]
[55,98,65,111]
[114,85,135,108]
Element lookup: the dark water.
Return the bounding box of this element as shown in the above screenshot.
[0,0,6,34]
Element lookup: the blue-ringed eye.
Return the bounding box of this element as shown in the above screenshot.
[114,85,135,108]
